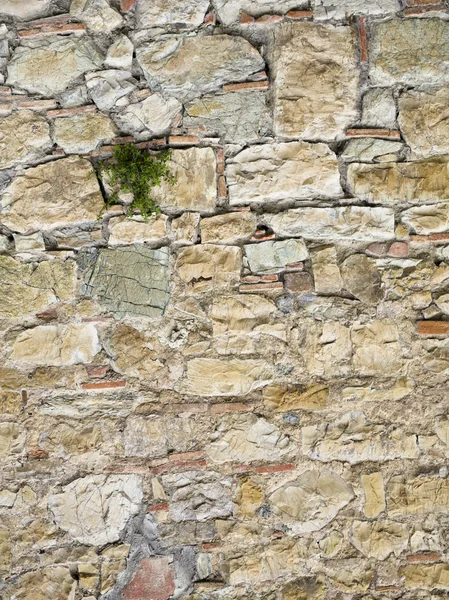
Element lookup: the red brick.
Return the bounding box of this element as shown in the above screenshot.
[284,272,313,293]
[168,135,200,146]
[46,105,96,118]
[287,9,313,18]
[240,11,255,23]
[218,175,227,198]
[417,321,449,336]
[256,14,283,23]
[148,502,169,512]
[204,10,215,24]
[124,557,175,600]
[111,135,135,145]
[235,206,251,211]
[346,128,401,140]
[240,281,284,293]
[202,542,221,550]
[28,447,49,460]
[86,365,109,379]
[404,4,445,14]
[82,381,126,390]
[168,450,204,462]
[151,459,207,475]
[216,148,225,174]
[254,463,295,473]
[430,233,449,241]
[241,274,280,283]
[121,0,136,11]
[285,261,304,271]
[36,306,59,321]
[223,80,269,92]
[211,402,253,413]
[18,23,85,36]
[356,17,368,63]
[251,231,276,241]
[16,99,57,110]
[52,148,66,156]
[366,242,388,256]
[407,552,440,563]
[0,87,11,95]
[163,403,207,413]
[388,241,409,257]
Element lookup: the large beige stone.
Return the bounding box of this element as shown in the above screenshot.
[351,319,403,375]
[340,254,383,304]
[214,0,307,25]
[351,521,408,560]
[7,566,74,600]
[7,37,102,96]
[369,18,449,86]
[264,384,329,412]
[136,35,264,102]
[176,244,241,292]
[273,22,358,139]
[1,157,104,234]
[347,160,449,204]
[53,112,117,154]
[0,422,26,461]
[245,239,308,272]
[201,212,257,244]
[153,148,217,212]
[323,559,374,592]
[0,111,51,169]
[265,207,394,241]
[124,417,195,458]
[0,0,51,19]
[48,475,143,545]
[361,472,385,518]
[399,88,449,157]
[70,0,123,33]
[305,322,352,378]
[0,525,10,571]
[310,246,343,294]
[182,358,272,396]
[302,411,418,464]
[402,203,449,235]
[210,295,280,335]
[388,475,449,516]
[341,138,403,163]
[114,93,182,138]
[227,142,342,205]
[0,256,75,318]
[206,413,292,463]
[108,215,168,246]
[403,564,449,590]
[108,325,162,378]
[269,470,354,533]
[11,324,100,366]
[136,0,209,29]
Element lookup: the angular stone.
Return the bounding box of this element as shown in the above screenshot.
[70,0,123,32]
[170,212,199,245]
[108,215,168,246]
[313,0,399,20]
[136,35,264,102]
[124,417,195,457]
[11,324,100,366]
[176,244,241,292]
[136,0,209,29]
[352,319,403,375]
[324,560,374,593]
[351,521,408,560]
[153,148,217,212]
[387,475,449,516]
[124,557,175,600]
[8,566,74,600]
[265,207,394,241]
[1,157,104,234]
[264,384,329,412]
[238,479,263,516]
[227,142,342,205]
[182,358,272,396]
[341,139,403,162]
[7,37,102,96]
[399,88,449,157]
[162,471,233,521]
[14,232,45,253]
[0,422,26,461]
[82,245,170,318]
[185,91,271,143]
[85,70,136,111]
[245,239,308,272]
[0,0,51,19]
[115,93,182,138]
[304,322,352,378]
[347,160,449,204]
[0,256,75,318]
[54,112,117,154]
[48,475,143,545]
[361,88,397,129]
[214,0,307,25]
[269,470,354,533]
[201,212,257,244]
[361,472,385,518]
[403,564,449,590]
[340,254,382,304]
[310,246,343,294]
[108,325,161,378]
[206,414,292,463]
[273,22,358,139]
[211,295,280,337]
[402,203,449,235]
[369,18,449,87]
[105,35,133,70]
[0,110,51,170]
[303,411,418,464]
[0,392,22,416]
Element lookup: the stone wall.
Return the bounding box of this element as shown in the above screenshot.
[1,0,449,598]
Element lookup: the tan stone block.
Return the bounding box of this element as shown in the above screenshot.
[108,215,168,246]
[388,475,449,516]
[310,246,343,294]
[361,472,386,517]
[351,520,408,559]
[263,384,329,412]
[238,478,263,517]
[176,244,241,292]
[0,110,51,169]
[54,112,117,154]
[403,563,449,590]
[201,212,257,244]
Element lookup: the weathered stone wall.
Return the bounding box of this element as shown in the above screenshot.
[1,0,449,598]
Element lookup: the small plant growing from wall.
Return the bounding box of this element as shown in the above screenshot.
[98,143,175,219]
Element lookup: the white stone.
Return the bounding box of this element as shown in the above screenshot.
[227,142,342,205]
[351,520,409,560]
[341,139,403,162]
[136,0,209,29]
[115,93,182,138]
[244,239,308,272]
[214,0,307,25]
[48,475,143,545]
[13,232,45,253]
[0,0,51,19]
[85,70,136,111]
[313,0,399,20]
[108,215,168,246]
[361,88,397,129]
[105,35,133,70]
[70,0,123,33]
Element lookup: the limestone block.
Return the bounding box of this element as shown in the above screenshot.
[341,139,403,162]
[227,142,342,205]
[201,212,257,244]
[176,244,241,292]
[0,0,51,19]
[48,475,143,545]
[361,472,385,518]
[0,110,51,169]
[310,246,343,294]
[54,112,117,154]
[136,0,209,29]
[340,254,383,304]
[1,157,104,234]
[263,384,329,412]
[105,35,133,69]
[7,37,102,96]
[108,325,162,378]
[108,215,168,246]
[361,88,397,129]
[402,203,449,235]
[136,35,264,102]
[170,212,200,245]
[351,319,403,375]
[70,0,123,32]
[214,0,307,24]
[124,417,196,458]
[351,520,408,559]
[273,22,358,139]
[403,564,449,590]
[85,70,137,111]
[313,0,399,20]
[115,93,182,137]
[0,422,26,461]
[388,475,449,516]
[245,239,308,272]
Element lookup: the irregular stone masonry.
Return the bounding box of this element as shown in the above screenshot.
[3,0,449,598]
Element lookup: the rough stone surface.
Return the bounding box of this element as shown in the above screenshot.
[351,520,408,560]
[70,0,123,33]
[85,70,136,111]
[313,0,399,20]
[227,142,342,205]
[201,212,257,244]
[176,244,241,292]
[361,88,397,129]
[214,0,307,24]
[136,0,209,29]
[402,203,449,234]
[108,215,168,246]
[340,254,382,304]
[53,112,117,154]
[136,35,264,102]
[341,139,403,163]
[105,35,133,70]
[0,0,51,19]
[273,22,359,139]
[115,93,182,138]
[0,111,52,170]
[245,239,308,272]
[1,157,104,234]
[7,37,102,96]
[311,246,343,294]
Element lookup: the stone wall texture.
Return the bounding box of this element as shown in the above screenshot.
[1,0,449,599]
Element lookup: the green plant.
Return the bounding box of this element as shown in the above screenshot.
[98,144,175,219]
